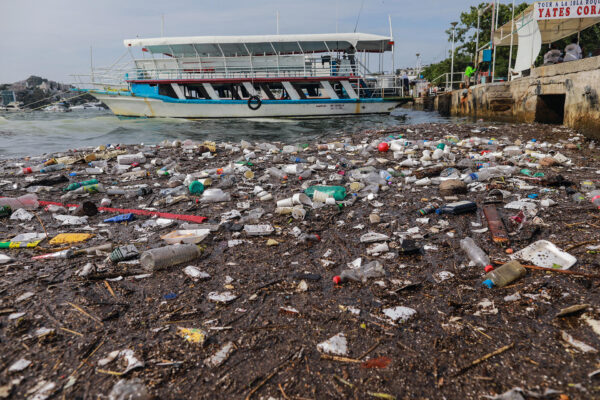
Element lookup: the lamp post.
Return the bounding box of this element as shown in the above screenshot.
[416,53,421,77]
[450,21,458,91]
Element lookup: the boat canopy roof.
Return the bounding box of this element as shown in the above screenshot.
[124,33,393,57]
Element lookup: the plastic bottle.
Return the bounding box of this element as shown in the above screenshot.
[591,190,600,209]
[418,203,439,216]
[460,237,491,268]
[305,186,347,201]
[436,201,477,215]
[117,153,146,165]
[140,244,202,271]
[159,186,187,197]
[40,163,65,173]
[201,188,231,203]
[335,261,385,283]
[73,183,105,193]
[266,167,288,180]
[64,179,99,191]
[104,213,135,223]
[482,260,526,288]
[299,233,321,243]
[0,194,39,210]
[0,206,11,218]
[290,156,308,163]
[110,245,139,263]
[571,192,585,203]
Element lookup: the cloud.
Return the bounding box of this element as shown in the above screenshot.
[0,0,483,82]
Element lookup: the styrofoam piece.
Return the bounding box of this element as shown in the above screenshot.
[161,229,210,244]
[511,240,576,270]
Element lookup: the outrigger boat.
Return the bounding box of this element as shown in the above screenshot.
[75,33,408,118]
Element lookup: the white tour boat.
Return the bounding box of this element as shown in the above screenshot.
[76,33,408,118]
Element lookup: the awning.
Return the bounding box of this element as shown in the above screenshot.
[494,3,600,46]
[124,33,393,57]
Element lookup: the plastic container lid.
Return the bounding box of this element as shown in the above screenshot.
[482,279,495,289]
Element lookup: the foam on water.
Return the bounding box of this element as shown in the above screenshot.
[0,109,458,158]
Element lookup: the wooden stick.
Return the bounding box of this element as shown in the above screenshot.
[454,343,514,376]
[60,327,83,337]
[320,354,362,363]
[565,240,596,252]
[521,264,600,279]
[245,350,299,400]
[67,302,103,325]
[104,281,116,298]
[32,211,49,240]
[69,339,104,378]
[359,340,381,360]
[278,384,291,400]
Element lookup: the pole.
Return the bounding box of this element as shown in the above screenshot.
[276,10,280,34]
[90,45,94,85]
[161,14,164,37]
[389,15,394,77]
[476,11,481,65]
[450,22,458,91]
[492,0,500,82]
[508,0,516,81]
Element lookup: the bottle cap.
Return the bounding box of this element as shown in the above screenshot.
[332,275,341,285]
[484,265,494,273]
[482,279,494,289]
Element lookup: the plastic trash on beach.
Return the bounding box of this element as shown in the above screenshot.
[108,379,150,400]
[161,229,210,244]
[511,240,577,270]
[317,333,348,356]
[382,306,417,323]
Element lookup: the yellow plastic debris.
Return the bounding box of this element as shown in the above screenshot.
[266,239,279,246]
[49,233,94,245]
[177,327,206,344]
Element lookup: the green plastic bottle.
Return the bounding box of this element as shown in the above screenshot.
[189,181,205,195]
[64,179,99,191]
[304,185,347,201]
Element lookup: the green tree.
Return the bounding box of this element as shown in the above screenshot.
[423,2,528,83]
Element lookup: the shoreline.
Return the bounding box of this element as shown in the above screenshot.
[0,122,599,399]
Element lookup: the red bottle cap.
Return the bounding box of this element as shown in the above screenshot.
[23,167,32,174]
[485,265,494,273]
[378,142,390,152]
[131,162,140,167]
[315,234,321,241]
[332,275,341,285]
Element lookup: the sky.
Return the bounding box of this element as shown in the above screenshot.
[0,0,485,84]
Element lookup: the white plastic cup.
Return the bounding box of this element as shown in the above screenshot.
[312,190,331,203]
[291,207,306,220]
[292,193,311,206]
[277,198,294,207]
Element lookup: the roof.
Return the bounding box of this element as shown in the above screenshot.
[124,33,393,57]
[494,4,600,46]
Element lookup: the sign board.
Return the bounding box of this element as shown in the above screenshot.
[535,1,600,20]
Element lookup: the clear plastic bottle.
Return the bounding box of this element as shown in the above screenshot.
[0,194,39,210]
[337,261,385,283]
[140,244,202,271]
[117,153,146,165]
[266,167,288,180]
[40,163,65,173]
[482,260,526,288]
[460,237,491,268]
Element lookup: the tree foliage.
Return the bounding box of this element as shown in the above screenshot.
[423,2,527,83]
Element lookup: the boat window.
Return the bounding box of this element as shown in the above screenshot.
[158,84,177,98]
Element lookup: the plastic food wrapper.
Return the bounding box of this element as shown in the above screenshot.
[511,240,577,270]
[177,327,207,344]
[49,233,94,245]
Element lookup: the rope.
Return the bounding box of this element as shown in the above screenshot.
[20,91,91,113]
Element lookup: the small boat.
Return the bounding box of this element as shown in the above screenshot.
[43,102,71,112]
[0,101,24,113]
[70,102,105,111]
[76,33,409,119]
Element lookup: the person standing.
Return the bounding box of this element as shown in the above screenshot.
[564,38,583,62]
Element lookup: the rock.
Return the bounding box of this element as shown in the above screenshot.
[539,157,558,167]
[439,179,467,195]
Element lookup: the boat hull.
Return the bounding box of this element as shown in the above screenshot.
[90,94,401,118]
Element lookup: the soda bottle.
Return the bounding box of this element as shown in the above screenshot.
[418,203,438,216]
[436,201,477,215]
[460,237,490,268]
[482,260,526,288]
[140,244,202,271]
[591,190,600,209]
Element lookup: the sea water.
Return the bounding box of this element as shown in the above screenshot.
[0,108,458,159]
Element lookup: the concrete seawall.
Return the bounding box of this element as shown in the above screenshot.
[433,56,600,139]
